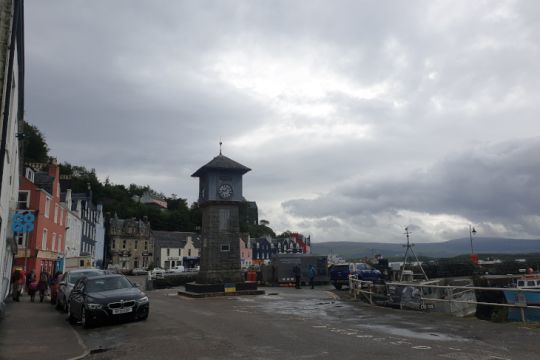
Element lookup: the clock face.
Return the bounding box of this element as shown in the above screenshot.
[218,184,233,199]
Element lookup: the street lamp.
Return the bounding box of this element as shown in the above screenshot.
[469,225,477,254]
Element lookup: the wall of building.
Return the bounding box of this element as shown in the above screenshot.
[0,0,22,315]
[15,164,67,276]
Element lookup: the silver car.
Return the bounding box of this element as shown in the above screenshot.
[56,269,106,312]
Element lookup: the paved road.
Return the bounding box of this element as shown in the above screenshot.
[2,282,538,359]
[70,285,537,360]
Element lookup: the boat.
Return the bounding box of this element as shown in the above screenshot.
[386,275,477,317]
[503,275,540,322]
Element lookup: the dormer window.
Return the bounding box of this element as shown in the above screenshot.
[25,168,35,182]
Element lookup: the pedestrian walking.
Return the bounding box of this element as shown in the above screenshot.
[10,269,22,301]
[28,280,37,302]
[38,270,49,303]
[293,265,301,289]
[308,264,317,289]
[26,270,35,295]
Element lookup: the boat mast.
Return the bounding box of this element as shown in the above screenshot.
[400,227,429,281]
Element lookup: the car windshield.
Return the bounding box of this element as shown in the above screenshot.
[86,277,133,293]
[69,271,104,285]
[355,263,371,270]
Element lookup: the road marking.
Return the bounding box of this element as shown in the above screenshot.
[66,327,90,360]
[312,325,327,328]
[412,345,431,350]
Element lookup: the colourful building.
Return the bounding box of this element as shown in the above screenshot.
[240,234,252,269]
[14,162,67,275]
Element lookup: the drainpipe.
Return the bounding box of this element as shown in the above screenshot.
[0,1,20,198]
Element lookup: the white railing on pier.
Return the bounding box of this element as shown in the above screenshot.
[348,275,540,323]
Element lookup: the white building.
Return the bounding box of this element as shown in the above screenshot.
[152,231,200,270]
[94,204,105,268]
[62,190,83,271]
[0,0,24,316]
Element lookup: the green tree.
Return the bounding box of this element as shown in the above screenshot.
[22,121,49,163]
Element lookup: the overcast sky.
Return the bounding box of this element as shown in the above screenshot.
[25,1,540,243]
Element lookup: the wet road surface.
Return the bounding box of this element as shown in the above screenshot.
[71,284,538,360]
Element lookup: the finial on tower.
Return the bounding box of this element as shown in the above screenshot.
[219,139,223,155]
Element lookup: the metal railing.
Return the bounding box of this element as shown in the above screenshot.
[348,275,540,323]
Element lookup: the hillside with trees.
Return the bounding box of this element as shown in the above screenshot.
[21,121,277,236]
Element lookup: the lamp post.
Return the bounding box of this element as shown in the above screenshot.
[469,225,477,254]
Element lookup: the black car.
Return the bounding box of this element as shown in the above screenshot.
[67,274,149,328]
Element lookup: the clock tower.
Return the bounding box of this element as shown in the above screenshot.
[191,151,250,284]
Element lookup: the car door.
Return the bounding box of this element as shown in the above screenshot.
[70,280,86,319]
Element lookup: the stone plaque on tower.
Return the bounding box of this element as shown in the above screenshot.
[190,150,250,284]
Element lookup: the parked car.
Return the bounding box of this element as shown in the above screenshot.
[329,263,382,290]
[169,265,185,273]
[67,274,149,328]
[56,269,106,312]
[329,264,351,290]
[350,263,382,282]
[150,267,165,279]
[131,268,148,275]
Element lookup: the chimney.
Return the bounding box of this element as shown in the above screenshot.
[66,189,72,210]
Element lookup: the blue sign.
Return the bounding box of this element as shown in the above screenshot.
[12,212,35,233]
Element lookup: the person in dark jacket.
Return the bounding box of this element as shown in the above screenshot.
[293,265,301,289]
[308,265,317,289]
[38,271,49,303]
[26,270,35,295]
[11,269,21,301]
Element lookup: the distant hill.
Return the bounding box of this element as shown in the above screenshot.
[311,237,540,259]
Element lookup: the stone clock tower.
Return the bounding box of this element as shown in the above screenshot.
[191,151,251,284]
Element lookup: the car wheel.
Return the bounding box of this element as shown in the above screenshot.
[67,303,77,325]
[138,308,149,321]
[81,308,93,329]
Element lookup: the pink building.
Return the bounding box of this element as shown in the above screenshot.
[240,234,252,269]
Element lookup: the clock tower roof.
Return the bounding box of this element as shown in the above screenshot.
[191,154,251,177]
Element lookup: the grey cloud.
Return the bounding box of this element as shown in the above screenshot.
[283,137,540,235]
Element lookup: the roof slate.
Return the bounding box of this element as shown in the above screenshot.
[152,231,199,249]
[191,154,251,177]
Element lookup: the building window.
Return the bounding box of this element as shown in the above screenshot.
[134,259,138,268]
[17,191,30,209]
[166,248,170,256]
[221,244,230,252]
[144,241,148,250]
[134,240,138,250]
[52,233,57,252]
[188,249,191,256]
[80,259,85,267]
[122,240,126,249]
[58,235,62,252]
[44,197,51,218]
[59,208,63,226]
[112,239,116,249]
[54,205,58,223]
[42,228,48,250]
[16,233,26,247]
